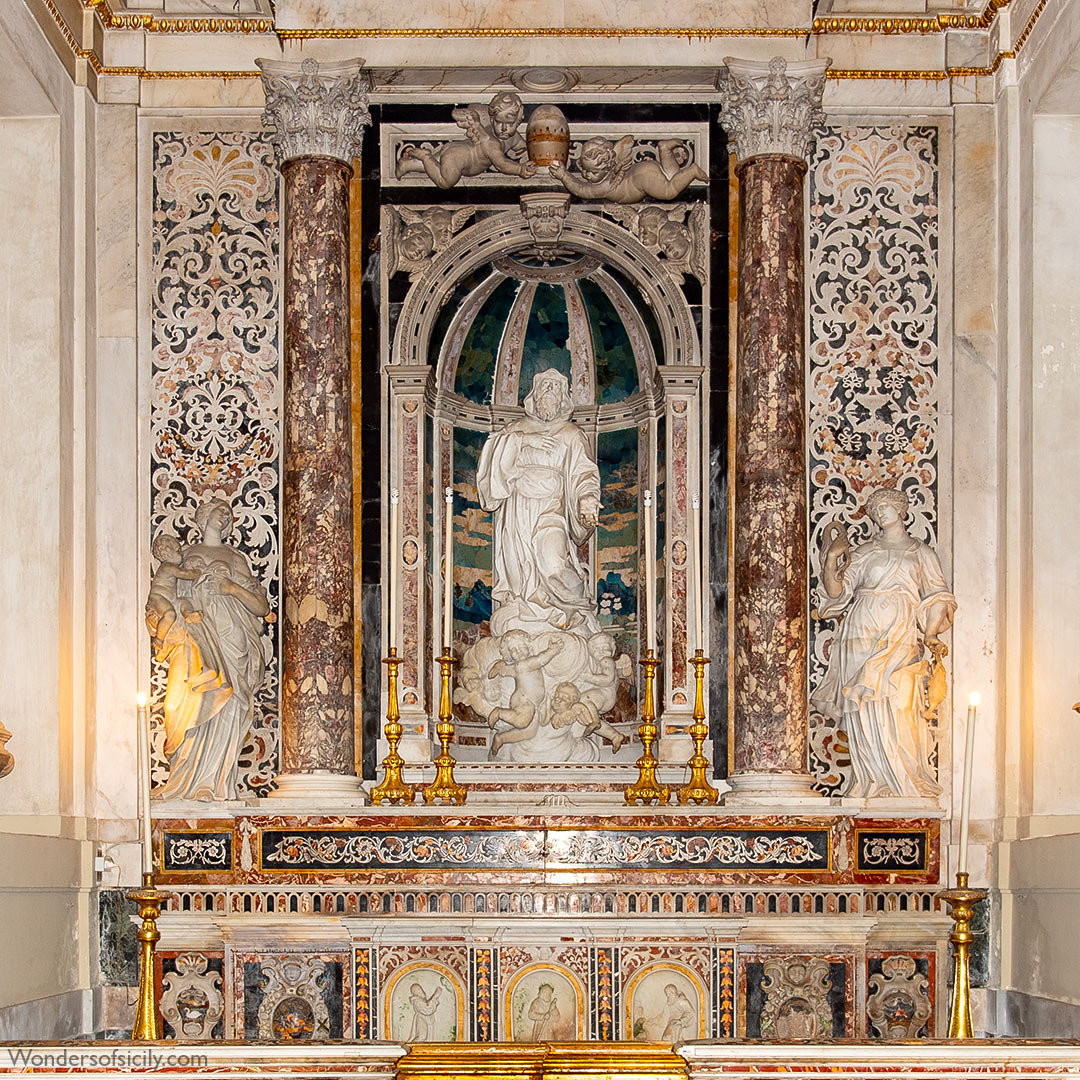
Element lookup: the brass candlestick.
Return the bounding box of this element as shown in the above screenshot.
[940,871,987,1038]
[422,648,467,805]
[676,649,718,804]
[625,649,670,805]
[127,873,170,1040]
[371,647,415,805]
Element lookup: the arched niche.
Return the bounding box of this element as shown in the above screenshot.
[385,200,708,761]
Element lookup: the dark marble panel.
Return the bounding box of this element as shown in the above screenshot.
[162,830,233,873]
[97,889,138,986]
[259,826,829,873]
[855,829,928,874]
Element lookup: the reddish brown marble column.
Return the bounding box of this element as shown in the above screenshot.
[259,57,371,798]
[719,57,827,799]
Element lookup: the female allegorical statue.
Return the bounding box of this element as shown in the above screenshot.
[148,497,270,801]
[812,486,956,798]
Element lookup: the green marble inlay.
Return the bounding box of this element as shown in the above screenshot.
[580,277,638,404]
[455,275,520,405]
[518,281,572,403]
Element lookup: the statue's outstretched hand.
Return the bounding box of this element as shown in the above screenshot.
[578,494,600,527]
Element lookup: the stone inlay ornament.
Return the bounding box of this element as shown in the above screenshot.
[807,126,941,793]
[856,830,928,872]
[150,130,281,796]
[260,827,828,872]
[717,57,829,163]
[257,57,372,165]
[162,830,233,872]
[759,956,834,1040]
[866,955,931,1039]
[161,954,225,1040]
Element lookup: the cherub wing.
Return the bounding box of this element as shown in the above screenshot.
[612,135,636,178]
[604,205,639,231]
[449,207,475,233]
[398,205,424,225]
[383,207,399,278]
[688,202,708,283]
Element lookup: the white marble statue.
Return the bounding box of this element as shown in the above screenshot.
[811,486,956,798]
[149,498,270,802]
[477,368,600,636]
[457,369,626,762]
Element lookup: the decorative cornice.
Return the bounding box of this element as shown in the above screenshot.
[717,57,829,164]
[257,58,372,165]
[46,0,1044,84]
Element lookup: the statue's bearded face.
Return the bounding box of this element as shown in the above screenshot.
[533,382,566,421]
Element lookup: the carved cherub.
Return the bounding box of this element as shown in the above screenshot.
[387,206,475,277]
[396,98,536,189]
[549,681,626,753]
[549,136,707,204]
[487,631,564,754]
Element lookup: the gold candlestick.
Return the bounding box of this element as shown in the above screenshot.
[625,650,670,805]
[127,872,171,1040]
[676,649,718,804]
[371,647,415,805]
[422,648,467,805]
[940,871,987,1038]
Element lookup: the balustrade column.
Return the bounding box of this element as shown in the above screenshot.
[258,57,372,798]
[717,57,828,800]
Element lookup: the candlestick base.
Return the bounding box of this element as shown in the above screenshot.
[676,650,718,805]
[939,870,987,1038]
[126,872,171,1040]
[422,650,467,805]
[372,648,416,805]
[625,651,670,805]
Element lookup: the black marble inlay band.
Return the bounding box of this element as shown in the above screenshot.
[259,827,830,872]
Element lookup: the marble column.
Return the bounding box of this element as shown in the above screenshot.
[718,57,828,800]
[258,57,372,799]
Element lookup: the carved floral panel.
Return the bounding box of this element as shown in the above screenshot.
[807,125,941,793]
[149,130,281,795]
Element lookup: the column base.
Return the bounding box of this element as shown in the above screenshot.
[268,770,368,803]
[722,770,822,805]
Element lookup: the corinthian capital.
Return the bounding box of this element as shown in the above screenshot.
[257,57,372,165]
[717,56,829,164]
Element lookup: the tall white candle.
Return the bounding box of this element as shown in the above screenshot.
[443,486,454,650]
[643,489,656,655]
[388,489,400,652]
[692,493,703,653]
[135,693,153,877]
[958,691,979,877]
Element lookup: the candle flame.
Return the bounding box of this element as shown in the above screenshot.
[135,692,148,708]
[969,691,980,708]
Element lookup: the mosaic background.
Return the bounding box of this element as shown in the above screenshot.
[806,124,942,793]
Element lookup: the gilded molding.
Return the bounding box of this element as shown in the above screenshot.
[48,0,1045,84]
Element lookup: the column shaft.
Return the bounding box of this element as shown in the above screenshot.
[717,55,828,798]
[259,56,370,798]
[731,154,808,778]
[280,156,356,777]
